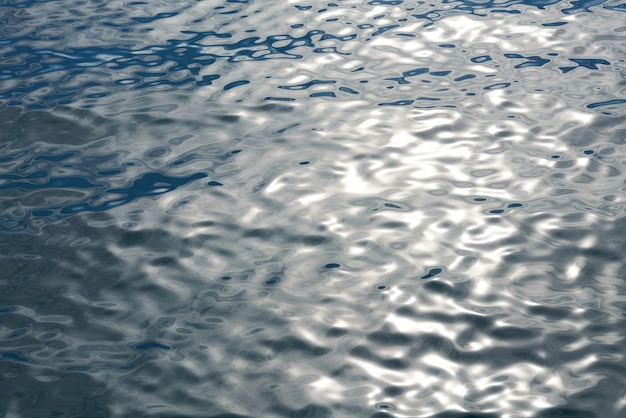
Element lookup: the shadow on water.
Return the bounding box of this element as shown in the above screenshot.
[0,178,346,417]
[0,362,110,417]
[0,214,292,416]
[0,219,115,416]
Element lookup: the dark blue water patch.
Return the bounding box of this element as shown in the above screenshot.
[33,151,78,162]
[208,181,223,186]
[274,122,301,134]
[15,171,208,218]
[411,0,562,24]
[264,276,282,286]
[379,99,414,106]
[384,386,404,396]
[260,336,330,357]
[264,96,296,101]
[562,0,610,14]
[387,67,474,86]
[471,55,492,63]
[0,350,34,363]
[490,326,538,340]
[0,82,49,101]
[278,79,336,90]
[376,403,396,411]
[491,8,522,14]
[131,341,173,351]
[0,27,369,106]
[0,150,28,163]
[320,33,357,42]
[326,327,348,338]
[371,24,400,37]
[4,327,30,340]
[487,202,523,214]
[0,0,56,8]
[367,328,413,346]
[560,58,611,73]
[383,203,403,209]
[385,76,411,85]
[168,148,234,168]
[103,172,207,196]
[454,74,476,82]
[145,148,168,158]
[310,91,336,97]
[420,267,443,279]
[403,68,429,77]
[324,263,341,269]
[504,53,551,68]
[484,82,511,90]
[368,1,403,5]
[604,3,626,12]
[586,99,626,109]
[28,209,52,217]
[17,149,120,171]
[542,21,568,26]
[313,46,350,54]
[217,30,324,56]
[338,86,359,94]
[300,235,330,246]
[133,12,179,24]
[223,80,250,90]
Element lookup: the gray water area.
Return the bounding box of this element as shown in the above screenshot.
[1,1,626,417]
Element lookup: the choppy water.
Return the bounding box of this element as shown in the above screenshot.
[1,0,626,417]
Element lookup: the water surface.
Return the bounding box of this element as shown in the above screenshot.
[1,0,626,417]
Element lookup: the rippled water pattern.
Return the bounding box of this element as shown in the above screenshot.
[2,0,626,417]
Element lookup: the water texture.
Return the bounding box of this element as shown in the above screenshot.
[1,0,626,417]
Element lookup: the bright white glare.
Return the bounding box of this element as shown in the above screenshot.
[420,15,571,51]
[565,258,586,281]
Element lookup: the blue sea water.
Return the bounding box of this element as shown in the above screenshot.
[1,0,626,417]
